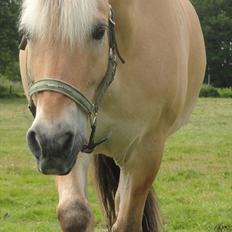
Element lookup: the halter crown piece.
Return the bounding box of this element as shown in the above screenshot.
[19,6,125,153]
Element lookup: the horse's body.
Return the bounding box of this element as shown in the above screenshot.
[19,0,206,231]
[97,0,205,161]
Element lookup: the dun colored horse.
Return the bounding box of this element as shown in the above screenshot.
[19,0,206,231]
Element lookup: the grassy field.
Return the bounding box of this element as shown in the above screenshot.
[0,98,231,232]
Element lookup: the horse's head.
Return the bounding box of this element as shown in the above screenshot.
[19,0,115,175]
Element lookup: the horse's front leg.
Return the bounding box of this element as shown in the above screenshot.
[113,137,164,232]
[56,153,93,232]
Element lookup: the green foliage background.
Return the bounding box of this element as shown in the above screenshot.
[0,0,20,81]
[0,0,231,87]
[192,0,232,87]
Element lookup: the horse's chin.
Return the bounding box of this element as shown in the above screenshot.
[36,152,78,176]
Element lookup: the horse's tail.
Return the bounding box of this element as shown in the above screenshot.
[94,154,120,229]
[94,154,162,232]
[143,189,163,232]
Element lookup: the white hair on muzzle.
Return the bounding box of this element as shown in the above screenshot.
[20,0,98,45]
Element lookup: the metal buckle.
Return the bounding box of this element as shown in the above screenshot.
[109,5,115,26]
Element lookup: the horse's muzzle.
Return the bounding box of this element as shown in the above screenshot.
[27,127,84,175]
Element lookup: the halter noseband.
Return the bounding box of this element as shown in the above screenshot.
[19,7,125,153]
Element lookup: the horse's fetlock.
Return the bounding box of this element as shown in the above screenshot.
[58,200,92,232]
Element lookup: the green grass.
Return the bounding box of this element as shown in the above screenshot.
[157,99,232,232]
[0,98,232,231]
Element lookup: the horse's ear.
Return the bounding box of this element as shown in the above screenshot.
[19,36,27,50]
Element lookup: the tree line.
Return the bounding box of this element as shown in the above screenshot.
[0,0,231,87]
[192,0,232,87]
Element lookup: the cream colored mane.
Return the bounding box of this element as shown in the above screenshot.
[20,0,98,45]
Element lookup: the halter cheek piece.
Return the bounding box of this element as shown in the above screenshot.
[19,7,125,153]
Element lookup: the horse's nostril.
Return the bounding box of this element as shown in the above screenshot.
[58,132,74,152]
[27,130,41,158]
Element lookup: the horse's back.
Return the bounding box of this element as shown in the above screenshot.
[165,0,206,134]
[129,0,206,136]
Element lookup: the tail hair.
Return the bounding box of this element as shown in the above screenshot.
[94,154,162,231]
[143,189,163,231]
[94,154,120,228]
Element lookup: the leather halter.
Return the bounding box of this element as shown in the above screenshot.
[19,7,125,153]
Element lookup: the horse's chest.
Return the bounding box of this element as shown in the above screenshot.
[94,114,145,162]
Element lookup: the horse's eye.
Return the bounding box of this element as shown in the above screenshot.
[92,25,106,41]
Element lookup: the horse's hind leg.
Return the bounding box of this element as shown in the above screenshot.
[113,137,164,232]
[56,153,93,232]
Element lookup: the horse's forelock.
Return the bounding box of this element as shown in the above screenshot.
[20,0,98,45]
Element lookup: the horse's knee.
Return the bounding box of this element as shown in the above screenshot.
[57,199,93,232]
